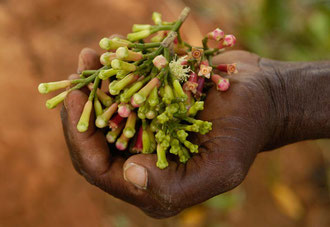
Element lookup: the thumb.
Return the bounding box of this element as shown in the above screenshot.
[122,138,248,217]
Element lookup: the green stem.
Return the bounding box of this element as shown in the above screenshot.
[88,76,100,101]
[202,37,209,50]
[129,42,161,49]
[204,48,223,56]
[183,42,192,50]
[80,70,97,78]
[150,25,173,33]
[70,66,108,92]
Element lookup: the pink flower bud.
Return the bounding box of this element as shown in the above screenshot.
[207,28,225,41]
[132,126,143,153]
[118,103,131,118]
[109,114,124,129]
[152,55,168,70]
[211,74,230,91]
[218,35,236,49]
[216,63,238,75]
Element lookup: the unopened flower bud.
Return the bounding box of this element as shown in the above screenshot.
[77,100,93,132]
[95,103,118,128]
[111,59,137,72]
[99,37,131,50]
[109,114,124,129]
[45,90,69,109]
[116,133,130,150]
[132,24,152,32]
[215,63,238,75]
[219,34,236,49]
[152,12,162,25]
[106,122,125,143]
[156,144,168,169]
[207,28,225,41]
[127,30,151,42]
[152,55,168,70]
[116,47,143,61]
[211,74,230,91]
[100,52,117,66]
[38,80,71,94]
[123,112,137,138]
[118,103,131,118]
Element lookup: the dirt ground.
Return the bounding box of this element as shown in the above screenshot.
[0,0,329,226]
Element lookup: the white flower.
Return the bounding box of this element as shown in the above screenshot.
[169,56,191,82]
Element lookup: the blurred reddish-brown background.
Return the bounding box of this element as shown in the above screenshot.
[0,0,329,226]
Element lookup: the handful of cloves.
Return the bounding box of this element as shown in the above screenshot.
[38,7,238,169]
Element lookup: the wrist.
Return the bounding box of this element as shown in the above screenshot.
[260,58,330,150]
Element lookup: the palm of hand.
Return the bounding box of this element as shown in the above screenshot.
[61,49,275,218]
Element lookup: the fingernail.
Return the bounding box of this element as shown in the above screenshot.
[123,163,148,189]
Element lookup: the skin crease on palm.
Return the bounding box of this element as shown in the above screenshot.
[60,47,330,218]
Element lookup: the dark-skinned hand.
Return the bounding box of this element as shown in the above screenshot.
[61,47,330,218]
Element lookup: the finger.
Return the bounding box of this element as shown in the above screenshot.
[61,89,111,178]
[77,48,102,73]
[61,89,151,207]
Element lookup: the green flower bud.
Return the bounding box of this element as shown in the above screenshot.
[155,130,166,143]
[152,12,162,25]
[127,30,151,42]
[100,52,116,66]
[188,101,204,116]
[99,37,131,50]
[123,112,137,138]
[166,103,179,114]
[183,140,198,153]
[173,80,187,101]
[160,140,170,150]
[95,103,118,128]
[156,144,168,169]
[98,69,118,80]
[116,70,130,79]
[142,129,151,154]
[109,73,138,95]
[147,87,159,107]
[94,97,103,117]
[178,147,190,163]
[132,24,152,32]
[99,37,111,50]
[169,138,180,155]
[150,118,160,132]
[116,46,143,61]
[162,84,174,104]
[157,112,170,124]
[45,90,69,109]
[111,59,137,72]
[177,130,188,141]
[38,80,71,94]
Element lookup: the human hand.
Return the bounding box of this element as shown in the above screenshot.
[61,48,330,218]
